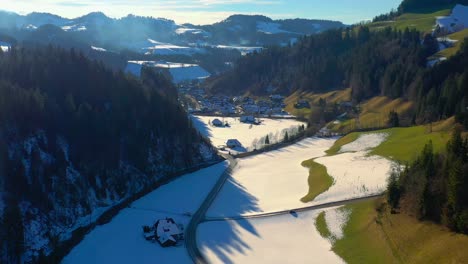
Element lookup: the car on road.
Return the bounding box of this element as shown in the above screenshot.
[289,210,298,217]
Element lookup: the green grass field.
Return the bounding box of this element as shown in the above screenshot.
[284,89,351,118]
[300,159,334,202]
[325,198,468,264]
[369,8,452,34]
[327,96,415,134]
[315,211,332,239]
[436,29,468,58]
[326,125,451,162]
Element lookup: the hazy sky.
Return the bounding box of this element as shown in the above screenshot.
[1,0,402,25]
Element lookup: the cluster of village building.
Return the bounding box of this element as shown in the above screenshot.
[179,85,288,116]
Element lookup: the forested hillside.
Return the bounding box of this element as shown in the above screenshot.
[398,0,468,12]
[207,25,468,127]
[0,45,218,263]
[388,128,468,233]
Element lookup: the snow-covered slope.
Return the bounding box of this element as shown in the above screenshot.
[144,39,205,56]
[61,25,87,32]
[175,27,211,37]
[63,161,228,264]
[313,133,394,204]
[256,22,297,35]
[90,46,107,52]
[125,61,211,83]
[214,45,263,55]
[436,4,468,33]
[168,64,211,83]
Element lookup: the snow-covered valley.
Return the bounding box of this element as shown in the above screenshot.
[63,122,395,264]
[199,133,394,263]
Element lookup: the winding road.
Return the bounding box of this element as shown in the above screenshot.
[185,154,237,264]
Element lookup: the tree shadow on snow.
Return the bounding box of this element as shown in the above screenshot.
[199,176,262,263]
[190,115,214,139]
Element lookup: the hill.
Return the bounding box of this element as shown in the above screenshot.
[206,4,468,130]
[0,45,218,263]
[0,11,344,54]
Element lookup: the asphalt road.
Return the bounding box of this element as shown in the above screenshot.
[203,194,383,222]
[185,154,237,264]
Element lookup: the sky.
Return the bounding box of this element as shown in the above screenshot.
[0,0,402,25]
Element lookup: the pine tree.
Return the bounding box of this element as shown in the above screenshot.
[387,168,401,210]
[3,200,24,264]
[388,110,400,127]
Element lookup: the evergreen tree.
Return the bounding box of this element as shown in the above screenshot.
[387,168,401,210]
[3,201,24,264]
[388,110,400,127]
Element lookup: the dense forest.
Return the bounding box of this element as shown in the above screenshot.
[207,26,434,99]
[388,128,468,233]
[0,45,218,263]
[398,0,468,12]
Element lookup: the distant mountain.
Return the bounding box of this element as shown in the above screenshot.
[0,11,344,53]
[184,15,343,46]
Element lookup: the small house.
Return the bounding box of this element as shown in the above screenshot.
[144,217,184,247]
[212,118,223,127]
[240,115,256,123]
[295,99,310,109]
[226,139,242,149]
[155,218,183,247]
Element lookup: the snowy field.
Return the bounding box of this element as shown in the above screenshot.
[312,133,394,204]
[191,115,305,152]
[198,210,344,264]
[207,133,393,217]
[213,45,263,55]
[63,161,228,264]
[436,4,468,33]
[91,46,107,52]
[198,133,393,263]
[206,138,336,217]
[125,61,210,83]
[322,206,351,241]
[256,22,297,35]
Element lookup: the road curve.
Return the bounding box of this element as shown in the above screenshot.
[203,194,384,222]
[185,154,237,264]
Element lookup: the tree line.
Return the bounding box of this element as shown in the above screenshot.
[387,128,468,234]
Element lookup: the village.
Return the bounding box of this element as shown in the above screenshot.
[178,83,289,117]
